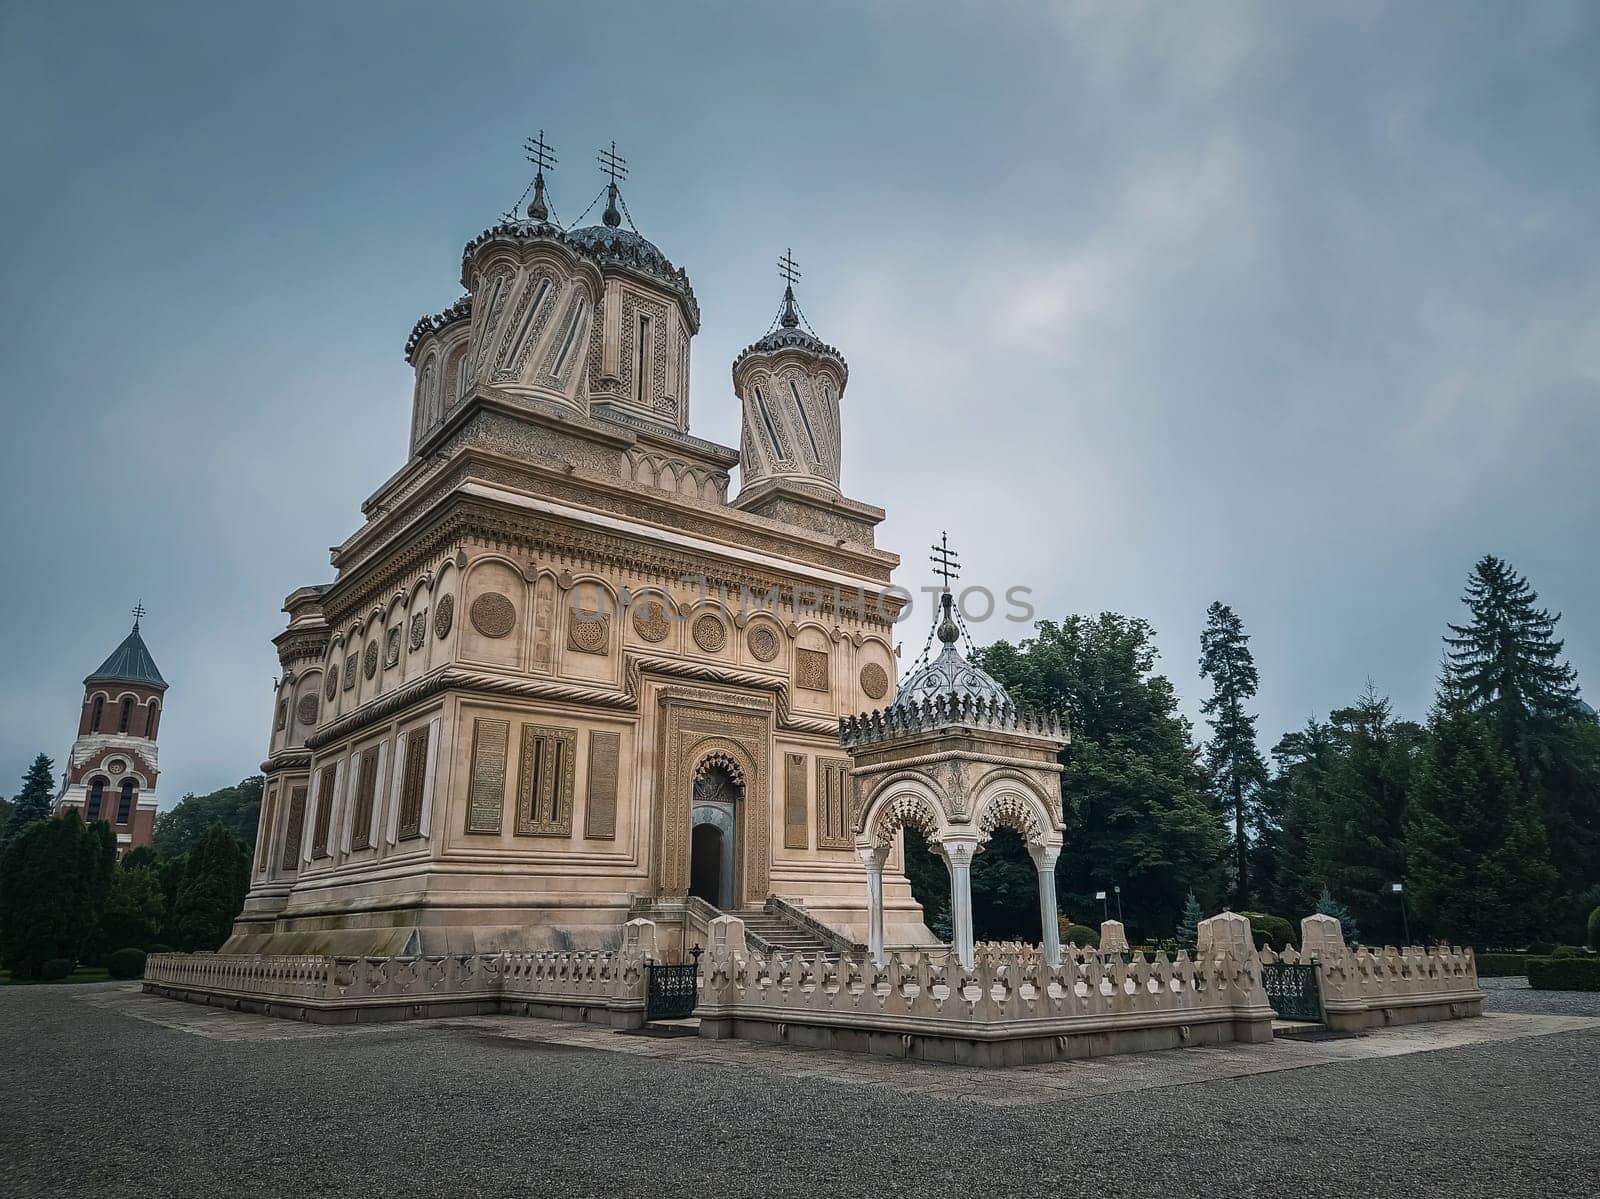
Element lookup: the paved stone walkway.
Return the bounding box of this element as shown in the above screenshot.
[76,983,1600,1108]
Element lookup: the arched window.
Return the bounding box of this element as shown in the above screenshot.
[86,778,106,822]
[91,695,104,732]
[116,779,135,825]
[145,702,159,738]
[118,697,133,733]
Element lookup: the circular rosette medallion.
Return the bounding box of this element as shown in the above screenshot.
[860,662,889,700]
[469,592,517,639]
[692,614,727,653]
[747,624,780,663]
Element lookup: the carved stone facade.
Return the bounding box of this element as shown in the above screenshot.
[230,174,926,959]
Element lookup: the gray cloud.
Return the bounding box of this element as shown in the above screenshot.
[2,1,1596,802]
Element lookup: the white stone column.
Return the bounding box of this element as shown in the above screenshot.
[858,845,889,963]
[1028,844,1062,966]
[942,839,979,968]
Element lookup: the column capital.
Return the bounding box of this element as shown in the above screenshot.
[857,843,889,870]
[1027,843,1061,871]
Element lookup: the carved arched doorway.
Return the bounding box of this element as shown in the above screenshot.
[689,761,741,910]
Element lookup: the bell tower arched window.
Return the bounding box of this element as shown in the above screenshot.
[117,779,135,825]
[86,778,106,822]
[118,697,133,733]
[146,702,159,738]
[90,695,104,732]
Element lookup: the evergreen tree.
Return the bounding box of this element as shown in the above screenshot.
[1406,705,1556,948]
[1314,686,1425,944]
[151,775,262,861]
[1261,719,1336,919]
[173,824,249,951]
[1444,555,1579,742]
[1440,556,1593,938]
[1315,885,1361,946]
[977,613,1227,939]
[99,865,167,952]
[1176,890,1201,952]
[1198,602,1269,906]
[0,810,90,978]
[1,752,57,854]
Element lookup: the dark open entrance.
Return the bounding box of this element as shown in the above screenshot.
[689,824,725,906]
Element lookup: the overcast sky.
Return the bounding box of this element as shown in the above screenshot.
[2,2,1597,805]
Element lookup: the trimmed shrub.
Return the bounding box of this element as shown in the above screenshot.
[1527,956,1600,992]
[1588,907,1600,953]
[1549,945,1589,960]
[1060,923,1100,949]
[1239,912,1296,952]
[39,958,74,981]
[107,948,147,980]
[1476,953,1529,977]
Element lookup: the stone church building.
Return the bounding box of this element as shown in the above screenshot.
[230,161,935,958]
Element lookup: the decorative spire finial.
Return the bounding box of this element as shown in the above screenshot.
[131,599,147,632]
[778,248,802,329]
[597,140,628,228]
[523,130,557,221]
[929,533,961,645]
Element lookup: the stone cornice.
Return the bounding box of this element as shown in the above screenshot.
[305,656,839,752]
[262,750,313,775]
[320,483,902,635]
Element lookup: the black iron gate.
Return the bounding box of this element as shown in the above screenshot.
[646,946,701,1021]
[1260,961,1322,1022]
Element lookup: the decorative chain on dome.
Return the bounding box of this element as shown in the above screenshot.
[404,294,473,359]
[839,691,1068,749]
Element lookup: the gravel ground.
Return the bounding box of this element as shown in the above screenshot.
[1479,975,1600,1016]
[4,983,1596,1199]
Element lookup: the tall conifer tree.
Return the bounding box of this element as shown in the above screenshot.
[1198,602,1269,905]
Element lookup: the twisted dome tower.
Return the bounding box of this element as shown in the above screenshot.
[731,252,882,546]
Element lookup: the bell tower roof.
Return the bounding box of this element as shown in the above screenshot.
[85,610,167,690]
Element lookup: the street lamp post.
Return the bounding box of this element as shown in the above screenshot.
[1391,881,1411,946]
[1114,884,1124,925]
[1096,890,1107,922]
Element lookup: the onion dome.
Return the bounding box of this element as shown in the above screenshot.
[565,223,699,327]
[733,283,848,383]
[889,592,1010,714]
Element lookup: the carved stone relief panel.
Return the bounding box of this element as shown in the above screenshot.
[470,592,517,638]
[296,694,320,727]
[363,640,379,679]
[783,752,808,850]
[516,724,576,837]
[692,614,727,653]
[409,610,428,652]
[795,648,830,692]
[464,717,510,835]
[532,575,556,671]
[434,594,455,640]
[584,730,621,840]
[747,624,780,663]
[632,598,670,643]
[859,662,889,701]
[384,626,402,668]
[567,611,610,655]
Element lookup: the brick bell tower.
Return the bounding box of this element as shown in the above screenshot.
[53,604,167,855]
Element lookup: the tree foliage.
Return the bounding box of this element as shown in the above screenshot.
[1,752,56,855]
[173,823,250,951]
[100,865,167,952]
[1198,602,1269,905]
[976,613,1226,940]
[0,810,112,978]
[152,776,262,862]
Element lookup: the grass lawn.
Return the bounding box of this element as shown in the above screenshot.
[0,966,110,986]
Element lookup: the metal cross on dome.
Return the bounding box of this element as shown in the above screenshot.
[131,600,147,630]
[523,130,557,176]
[597,140,629,186]
[929,533,960,592]
[778,248,802,288]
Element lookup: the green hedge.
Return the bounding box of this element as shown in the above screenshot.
[1476,952,1530,977]
[1527,956,1600,992]
[1550,945,1590,960]
[39,958,74,981]
[1060,923,1100,948]
[107,948,147,980]
[1239,912,1296,951]
[1588,906,1600,953]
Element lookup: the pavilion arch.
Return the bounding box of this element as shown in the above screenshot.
[855,770,949,842]
[971,771,1062,852]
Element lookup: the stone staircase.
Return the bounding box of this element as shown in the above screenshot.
[733,908,841,956]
